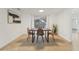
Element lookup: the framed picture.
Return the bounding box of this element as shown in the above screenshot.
[34,16,47,28]
[8,9,21,24]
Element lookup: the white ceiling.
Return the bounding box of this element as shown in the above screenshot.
[19,8,65,16]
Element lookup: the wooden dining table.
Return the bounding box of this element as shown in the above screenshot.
[28,28,51,43]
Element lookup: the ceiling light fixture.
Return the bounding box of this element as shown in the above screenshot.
[39,10,44,12]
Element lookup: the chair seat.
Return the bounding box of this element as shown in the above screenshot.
[48,32,54,35]
[28,31,35,35]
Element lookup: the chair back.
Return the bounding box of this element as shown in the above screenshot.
[37,28,44,35]
[27,28,32,34]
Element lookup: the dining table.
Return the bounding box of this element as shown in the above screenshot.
[28,28,51,43]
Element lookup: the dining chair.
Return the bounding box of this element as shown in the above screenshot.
[47,29,55,43]
[37,28,44,43]
[27,28,35,41]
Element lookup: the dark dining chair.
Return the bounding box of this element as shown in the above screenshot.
[37,28,44,43]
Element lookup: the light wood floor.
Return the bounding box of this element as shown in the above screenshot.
[0,34,72,51]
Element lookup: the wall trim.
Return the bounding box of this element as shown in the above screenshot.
[59,34,72,42]
[0,32,24,49]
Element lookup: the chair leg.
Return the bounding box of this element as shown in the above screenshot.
[46,34,49,43]
[37,36,38,43]
[52,35,55,43]
[27,35,30,40]
[27,37,28,40]
[27,35,29,40]
[53,36,55,43]
[32,35,34,43]
[42,36,44,43]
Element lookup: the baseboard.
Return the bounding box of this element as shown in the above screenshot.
[0,33,24,49]
[0,38,16,49]
[59,34,72,42]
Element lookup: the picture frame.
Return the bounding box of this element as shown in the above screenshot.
[7,9,21,24]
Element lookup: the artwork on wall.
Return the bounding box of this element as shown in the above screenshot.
[8,9,21,24]
[34,16,47,28]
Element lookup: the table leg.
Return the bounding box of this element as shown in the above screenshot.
[52,34,55,43]
[32,31,35,43]
[45,31,46,40]
[47,31,49,42]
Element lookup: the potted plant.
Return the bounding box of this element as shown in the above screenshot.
[52,24,58,35]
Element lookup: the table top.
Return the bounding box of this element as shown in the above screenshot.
[29,28,51,31]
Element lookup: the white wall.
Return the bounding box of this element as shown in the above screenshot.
[56,9,72,42]
[47,15,57,29]
[0,9,32,48]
